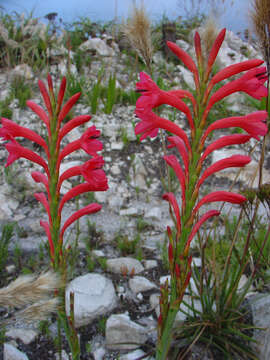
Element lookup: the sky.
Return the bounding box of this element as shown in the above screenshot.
[2,0,252,34]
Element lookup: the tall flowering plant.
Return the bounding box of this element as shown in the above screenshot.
[0,75,108,359]
[0,75,108,272]
[135,29,268,359]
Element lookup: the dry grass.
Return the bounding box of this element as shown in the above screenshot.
[0,271,61,308]
[250,0,270,64]
[121,1,153,72]
[201,17,219,58]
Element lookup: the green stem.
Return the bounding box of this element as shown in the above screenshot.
[156,306,178,360]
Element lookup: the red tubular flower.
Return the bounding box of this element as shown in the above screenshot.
[185,210,220,253]
[135,108,191,151]
[0,118,49,157]
[26,101,51,136]
[168,243,174,265]
[38,80,53,117]
[57,126,103,167]
[34,193,52,225]
[196,155,251,189]
[193,191,247,214]
[202,111,268,143]
[205,28,226,80]
[58,156,107,192]
[164,155,186,205]
[199,134,252,164]
[56,77,66,113]
[60,203,102,239]
[162,192,181,235]
[57,92,81,128]
[5,140,49,177]
[40,220,54,259]
[204,67,268,118]
[194,31,203,69]
[167,136,189,177]
[58,181,108,216]
[167,41,199,88]
[136,72,195,130]
[31,171,50,200]
[58,115,91,144]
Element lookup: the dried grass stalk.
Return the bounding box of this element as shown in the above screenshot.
[122,1,153,72]
[250,0,270,64]
[201,17,219,58]
[15,298,60,322]
[0,271,62,308]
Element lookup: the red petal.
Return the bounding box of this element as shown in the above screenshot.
[34,193,51,224]
[194,31,203,68]
[164,155,186,206]
[162,192,181,234]
[60,203,101,238]
[40,220,54,259]
[167,41,199,88]
[197,155,251,189]
[31,171,50,198]
[38,80,53,117]
[58,115,91,143]
[26,101,50,136]
[185,210,220,251]
[57,92,81,127]
[1,118,49,157]
[200,134,251,164]
[205,28,226,79]
[57,77,66,112]
[167,136,189,177]
[193,191,246,214]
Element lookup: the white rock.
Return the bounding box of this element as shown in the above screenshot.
[6,328,37,345]
[119,349,147,360]
[106,313,147,350]
[111,141,124,150]
[93,347,106,360]
[129,276,157,294]
[142,260,158,269]
[55,350,69,360]
[65,273,117,327]
[177,65,194,88]
[79,38,115,57]
[144,207,162,221]
[119,207,138,216]
[107,258,144,275]
[176,39,190,51]
[4,343,29,360]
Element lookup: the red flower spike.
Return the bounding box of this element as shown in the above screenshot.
[175,263,181,278]
[167,41,199,88]
[193,191,247,214]
[184,210,220,253]
[205,28,226,80]
[26,101,51,136]
[196,155,251,189]
[169,89,197,112]
[5,140,50,177]
[58,181,108,216]
[0,118,49,157]
[40,220,54,259]
[60,203,102,239]
[38,80,53,117]
[162,192,181,235]
[202,111,268,143]
[167,136,189,177]
[57,92,81,128]
[34,193,52,225]
[199,134,252,164]
[164,155,186,205]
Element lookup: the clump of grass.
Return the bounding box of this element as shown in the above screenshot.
[201,17,219,58]
[9,76,32,109]
[122,2,153,72]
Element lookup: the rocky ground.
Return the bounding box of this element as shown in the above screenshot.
[1,27,270,360]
